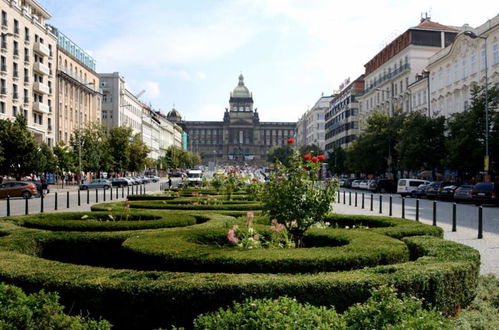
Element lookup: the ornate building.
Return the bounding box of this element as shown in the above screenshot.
[179,74,296,165]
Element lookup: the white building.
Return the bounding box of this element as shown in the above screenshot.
[0,0,57,146]
[426,14,499,118]
[359,18,459,119]
[295,95,332,150]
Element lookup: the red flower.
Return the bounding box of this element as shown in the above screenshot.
[311,156,319,163]
[318,155,326,161]
[287,138,295,144]
[304,154,312,160]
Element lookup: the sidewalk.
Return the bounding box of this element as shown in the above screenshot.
[333,201,499,276]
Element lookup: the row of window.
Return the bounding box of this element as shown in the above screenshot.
[325,121,359,140]
[325,134,357,151]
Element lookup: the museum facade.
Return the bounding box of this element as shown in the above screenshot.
[171,74,296,165]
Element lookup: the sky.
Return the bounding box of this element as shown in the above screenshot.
[38,0,498,122]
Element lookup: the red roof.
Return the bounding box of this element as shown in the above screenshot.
[413,19,459,32]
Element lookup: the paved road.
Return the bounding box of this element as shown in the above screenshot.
[0,180,181,216]
[336,189,499,276]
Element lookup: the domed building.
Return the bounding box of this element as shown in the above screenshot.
[166,107,182,123]
[180,74,296,165]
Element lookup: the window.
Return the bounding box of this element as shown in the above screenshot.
[453,63,459,82]
[13,19,19,35]
[471,54,477,73]
[1,11,6,27]
[13,40,18,56]
[0,56,5,72]
[0,101,4,113]
[493,44,499,65]
[24,27,29,41]
[481,46,486,69]
[12,105,17,117]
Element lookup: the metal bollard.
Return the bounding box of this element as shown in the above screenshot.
[6,196,10,216]
[127,186,130,196]
[55,192,58,210]
[402,198,405,219]
[370,194,373,211]
[343,190,346,204]
[349,192,352,205]
[103,188,106,202]
[122,186,125,198]
[379,195,382,214]
[96,189,99,203]
[110,187,113,200]
[416,199,419,221]
[40,193,44,213]
[25,196,29,215]
[66,191,70,208]
[478,206,483,239]
[116,187,119,199]
[355,192,358,207]
[432,201,437,226]
[78,189,81,206]
[87,189,90,204]
[389,195,392,216]
[452,203,457,232]
[362,193,365,209]
[144,184,146,194]
[337,191,340,203]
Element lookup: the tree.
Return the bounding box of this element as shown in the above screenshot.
[53,142,75,175]
[70,123,110,175]
[326,145,346,175]
[397,112,446,178]
[446,84,499,179]
[267,145,292,167]
[107,126,133,175]
[34,142,57,175]
[0,116,39,179]
[128,134,151,172]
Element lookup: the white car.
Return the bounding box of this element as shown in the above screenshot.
[359,180,369,190]
[397,179,430,197]
[351,180,361,189]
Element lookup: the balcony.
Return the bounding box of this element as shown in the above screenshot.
[32,101,50,114]
[33,41,50,57]
[33,62,50,75]
[33,81,50,95]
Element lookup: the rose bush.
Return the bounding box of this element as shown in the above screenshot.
[261,149,338,247]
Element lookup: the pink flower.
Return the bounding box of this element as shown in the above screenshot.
[246,220,253,226]
[247,212,254,218]
[271,219,278,225]
[227,229,239,243]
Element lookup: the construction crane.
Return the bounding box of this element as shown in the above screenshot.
[135,90,146,99]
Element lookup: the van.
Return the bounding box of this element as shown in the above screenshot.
[187,170,203,186]
[397,179,430,197]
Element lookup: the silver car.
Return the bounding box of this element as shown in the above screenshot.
[79,179,112,190]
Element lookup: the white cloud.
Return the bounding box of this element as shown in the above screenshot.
[144,81,161,99]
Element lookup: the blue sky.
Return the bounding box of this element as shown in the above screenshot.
[39,0,498,122]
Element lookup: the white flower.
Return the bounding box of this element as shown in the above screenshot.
[248,227,255,234]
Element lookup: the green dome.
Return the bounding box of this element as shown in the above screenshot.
[231,73,251,98]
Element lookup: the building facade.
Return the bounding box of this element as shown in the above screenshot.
[296,94,332,150]
[358,17,459,119]
[0,0,57,146]
[181,74,296,165]
[52,27,100,145]
[426,14,499,118]
[325,75,365,151]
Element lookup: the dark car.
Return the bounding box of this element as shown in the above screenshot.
[0,181,38,199]
[454,185,474,203]
[414,184,428,199]
[471,182,499,206]
[437,185,458,201]
[171,171,184,178]
[111,178,130,187]
[342,178,355,188]
[369,179,397,193]
[424,181,453,199]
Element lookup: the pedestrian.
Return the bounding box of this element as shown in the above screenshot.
[41,178,48,197]
[168,176,172,189]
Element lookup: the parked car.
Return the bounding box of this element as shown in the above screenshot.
[471,182,499,206]
[453,185,474,203]
[342,178,355,188]
[0,181,38,199]
[187,169,203,186]
[111,178,130,187]
[397,179,430,197]
[359,180,369,190]
[414,184,428,199]
[79,179,112,190]
[424,181,453,199]
[369,179,397,193]
[171,171,184,178]
[351,180,361,189]
[437,185,458,201]
[148,176,160,182]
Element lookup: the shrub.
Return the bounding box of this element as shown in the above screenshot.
[0,281,111,329]
[193,286,452,329]
[193,296,345,329]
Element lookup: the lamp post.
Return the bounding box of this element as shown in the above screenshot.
[463,30,489,174]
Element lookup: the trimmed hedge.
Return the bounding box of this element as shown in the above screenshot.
[92,200,263,211]
[6,211,197,232]
[0,210,480,329]
[121,227,410,273]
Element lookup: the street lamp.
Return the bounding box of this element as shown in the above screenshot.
[463,30,490,174]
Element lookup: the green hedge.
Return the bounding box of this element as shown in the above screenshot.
[121,227,409,273]
[5,211,197,232]
[0,209,480,329]
[91,200,263,211]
